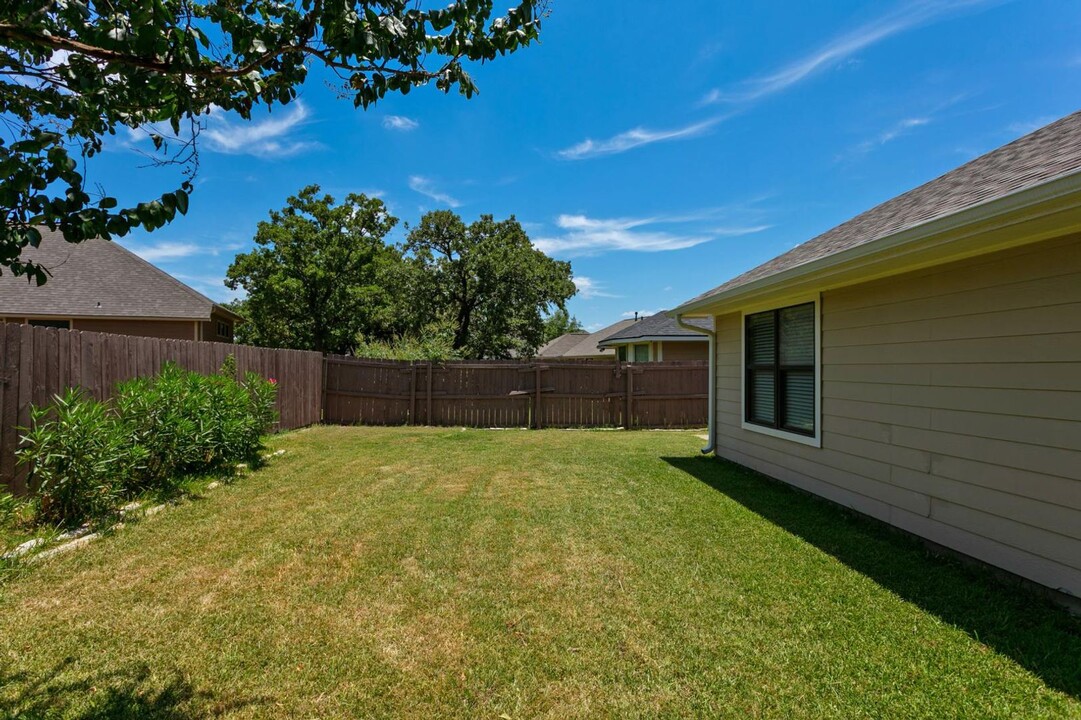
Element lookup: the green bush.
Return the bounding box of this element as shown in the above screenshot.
[354,323,461,361]
[17,389,145,527]
[18,361,279,527]
[116,361,278,488]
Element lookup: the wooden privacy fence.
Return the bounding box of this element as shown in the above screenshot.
[323,356,708,430]
[0,326,707,493]
[0,323,323,494]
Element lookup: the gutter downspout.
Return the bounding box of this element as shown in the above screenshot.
[675,314,716,455]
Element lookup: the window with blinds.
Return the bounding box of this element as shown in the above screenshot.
[745,302,816,436]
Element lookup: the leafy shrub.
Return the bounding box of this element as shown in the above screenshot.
[116,362,278,489]
[17,389,145,527]
[354,323,461,361]
[19,363,279,526]
[0,491,19,526]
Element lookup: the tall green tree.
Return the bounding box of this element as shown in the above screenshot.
[0,1,545,283]
[226,185,399,353]
[403,210,576,359]
[542,308,585,343]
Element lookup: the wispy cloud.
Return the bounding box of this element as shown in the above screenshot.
[383,115,419,131]
[701,1,996,106]
[408,176,461,207]
[125,241,203,262]
[621,308,664,319]
[845,116,931,157]
[535,212,769,257]
[173,273,244,303]
[1007,115,1057,136]
[572,276,619,300]
[557,117,723,160]
[201,102,319,157]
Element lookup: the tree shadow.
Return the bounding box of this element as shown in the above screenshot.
[0,656,268,719]
[663,455,1081,700]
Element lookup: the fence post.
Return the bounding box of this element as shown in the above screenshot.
[426,361,433,426]
[534,363,542,430]
[409,361,417,425]
[625,364,634,430]
[320,354,328,423]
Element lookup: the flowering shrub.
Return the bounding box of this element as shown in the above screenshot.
[17,359,278,527]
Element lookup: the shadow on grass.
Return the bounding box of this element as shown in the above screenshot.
[663,455,1081,700]
[0,657,267,719]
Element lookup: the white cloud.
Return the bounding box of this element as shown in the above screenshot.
[535,213,769,257]
[383,115,419,131]
[201,102,319,157]
[572,276,618,299]
[408,175,461,207]
[557,117,722,160]
[1007,116,1057,136]
[125,241,203,262]
[846,116,931,157]
[173,273,245,303]
[621,309,665,319]
[701,1,996,106]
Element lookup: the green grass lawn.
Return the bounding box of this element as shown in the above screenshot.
[1,426,1079,719]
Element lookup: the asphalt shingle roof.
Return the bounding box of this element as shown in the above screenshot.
[0,230,236,320]
[686,110,1081,306]
[537,319,637,359]
[599,312,711,344]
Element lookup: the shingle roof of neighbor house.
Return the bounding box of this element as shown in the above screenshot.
[536,332,589,357]
[598,312,712,346]
[683,110,1081,308]
[0,230,241,321]
[537,319,637,359]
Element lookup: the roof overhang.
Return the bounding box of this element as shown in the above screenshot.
[672,171,1081,318]
[597,334,710,347]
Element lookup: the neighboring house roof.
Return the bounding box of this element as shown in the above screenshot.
[537,332,589,358]
[598,312,712,347]
[537,319,636,359]
[0,230,241,321]
[680,110,1081,310]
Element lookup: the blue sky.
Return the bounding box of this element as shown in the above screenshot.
[99,0,1081,331]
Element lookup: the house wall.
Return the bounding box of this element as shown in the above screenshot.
[200,312,236,344]
[660,341,709,362]
[712,232,1081,598]
[72,318,197,340]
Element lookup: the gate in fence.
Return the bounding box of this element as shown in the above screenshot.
[322,356,708,429]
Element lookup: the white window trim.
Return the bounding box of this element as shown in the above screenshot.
[739,294,822,448]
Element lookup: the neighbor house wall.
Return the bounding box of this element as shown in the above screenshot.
[660,341,709,362]
[712,231,1081,598]
[72,318,197,340]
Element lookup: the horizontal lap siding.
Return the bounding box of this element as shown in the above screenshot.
[714,232,1081,597]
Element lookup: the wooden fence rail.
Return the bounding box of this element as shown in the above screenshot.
[0,324,323,495]
[323,356,708,430]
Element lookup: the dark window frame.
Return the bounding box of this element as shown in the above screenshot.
[28,319,71,330]
[744,302,816,437]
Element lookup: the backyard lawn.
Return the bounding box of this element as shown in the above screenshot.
[1,426,1079,719]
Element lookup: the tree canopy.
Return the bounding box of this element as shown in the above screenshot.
[542,308,584,344]
[225,185,399,354]
[402,210,576,359]
[0,0,545,283]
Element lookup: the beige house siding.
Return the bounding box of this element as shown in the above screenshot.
[659,341,709,362]
[712,232,1081,597]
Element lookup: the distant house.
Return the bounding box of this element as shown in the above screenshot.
[0,230,241,341]
[671,111,1081,602]
[597,311,711,362]
[537,319,636,360]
